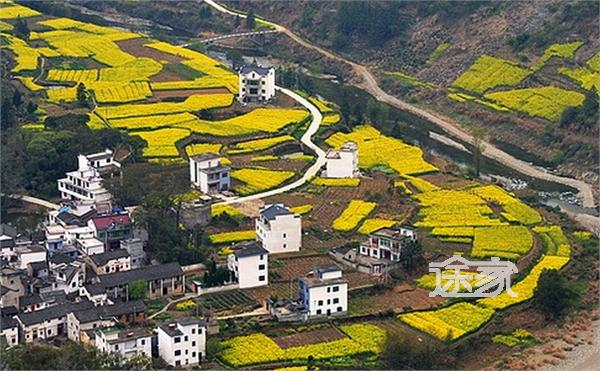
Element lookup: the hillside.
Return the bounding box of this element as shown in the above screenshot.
[227,0,599,183]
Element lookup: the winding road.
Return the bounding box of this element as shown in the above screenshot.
[204,0,596,209]
[215,86,325,206]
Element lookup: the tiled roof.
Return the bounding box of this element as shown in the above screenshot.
[232,241,268,258]
[97,262,183,288]
[91,213,131,230]
[260,203,291,221]
[240,65,271,76]
[90,249,129,267]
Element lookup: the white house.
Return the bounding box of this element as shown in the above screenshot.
[77,237,105,255]
[0,317,19,347]
[120,238,145,269]
[57,149,120,208]
[325,141,359,178]
[189,153,230,194]
[88,249,131,275]
[157,318,206,367]
[359,226,417,262]
[299,265,348,317]
[15,245,47,270]
[238,65,275,103]
[227,241,268,289]
[95,327,152,360]
[256,203,301,254]
[0,224,18,260]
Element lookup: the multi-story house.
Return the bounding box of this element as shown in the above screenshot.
[227,241,268,289]
[96,262,185,300]
[15,245,46,270]
[189,153,230,194]
[95,327,153,360]
[88,212,133,249]
[299,265,348,317]
[359,226,417,261]
[157,318,206,367]
[0,224,18,260]
[255,203,301,254]
[325,141,359,178]
[0,317,19,347]
[16,301,94,343]
[57,150,119,209]
[238,65,275,103]
[88,249,131,275]
[119,238,145,269]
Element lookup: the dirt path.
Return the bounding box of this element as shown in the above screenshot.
[204,0,596,210]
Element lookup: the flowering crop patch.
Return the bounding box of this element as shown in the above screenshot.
[394,181,412,195]
[484,86,585,121]
[16,77,44,92]
[308,96,335,113]
[533,225,571,257]
[400,303,494,341]
[532,41,583,71]
[251,155,278,162]
[47,87,77,103]
[478,255,569,310]
[228,135,295,154]
[92,81,152,103]
[97,94,233,120]
[358,219,396,234]
[431,227,474,237]
[326,125,437,176]
[471,225,533,259]
[311,177,360,187]
[211,204,244,218]
[289,205,313,215]
[332,200,377,232]
[0,4,40,19]
[209,230,256,244]
[1,34,39,72]
[322,113,341,126]
[109,112,196,131]
[559,52,600,91]
[130,128,191,158]
[231,169,295,195]
[98,58,163,81]
[185,143,222,157]
[218,323,386,367]
[416,269,491,292]
[47,69,99,83]
[470,185,541,225]
[452,55,530,94]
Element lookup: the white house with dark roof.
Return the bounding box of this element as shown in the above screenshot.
[95,327,152,360]
[0,224,18,260]
[256,203,301,254]
[87,249,131,275]
[299,265,348,317]
[0,317,19,347]
[227,241,268,289]
[238,65,275,103]
[57,149,119,209]
[15,244,46,270]
[189,153,230,194]
[325,141,359,178]
[157,318,206,367]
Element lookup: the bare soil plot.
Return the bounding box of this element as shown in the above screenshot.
[152,87,230,99]
[273,327,347,349]
[348,285,444,316]
[270,255,336,281]
[117,38,184,63]
[245,282,297,303]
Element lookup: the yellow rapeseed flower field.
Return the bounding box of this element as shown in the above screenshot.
[451,55,531,94]
[326,125,437,176]
[208,230,256,244]
[185,143,222,157]
[228,135,295,154]
[231,169,295,195]
[311,177,360,187]
[0,4,40,19]
[358,219,396,234]
[471,225,533,260]
[130,128,191,158]
[332,200,377,231]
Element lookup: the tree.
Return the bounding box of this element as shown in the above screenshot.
[12,90,22,107]
[124,353,153,370]
[234,15,241,28]
[245,11,255,29]
[534,269,581,318]
[76,82,89,106]
[128,279,147,300]
[14,16,30,40]
[381,336,438,370]
[470,125,487,176]
[560,88,598,129]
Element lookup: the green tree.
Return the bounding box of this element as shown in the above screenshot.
[128,279,147,300]
[534,269,581,318]
[245,11,255,29]
[470,125,487,176]
[76,82,89,106]
[124,353,153,370]
[14,16,30,40]
[234,14,241,28]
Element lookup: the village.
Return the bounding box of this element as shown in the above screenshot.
[1,1,598,370]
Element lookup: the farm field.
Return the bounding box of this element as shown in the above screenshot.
[197,290,257,313]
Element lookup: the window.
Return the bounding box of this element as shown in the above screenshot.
[337,307,343,312]
[184,336,188,342]
[327,287,331,293]
[192,341,196,347]
[327,299,331,305]
[141,339,145,345]
[318,300,323,306]
[283,244,287,248]
[333,298,339,304]
[316,309,322,315]
[175,361,181,366]
[174,337,181,343]
[260,255,264,260]
[258,264,265,270]
[192,352,196,358]
[283,233,286,238]
[175,350,181,356]
[185,350,189,355]
[114,345,118,350]
[198,327,202,335]
[333,286,339,292]
[259,275,265,281]
[191,328,195,334]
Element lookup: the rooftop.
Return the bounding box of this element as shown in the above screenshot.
[299,276,348,289]
[372,227,415,238]
[192,152,220,162]
[85,149,113,161]
[313,264,342,274]
[90,249,130,267]
[240,65,272,76]
[91,213,131,230]
[232,241,268,258]
[97,327,151,343]
[17,300,94,326]
[260,203,292,221]
[16,244,46,254]
[50,253,75,266]
[97,262,183,288]
[158,317,205,337]
[0,224,17,238]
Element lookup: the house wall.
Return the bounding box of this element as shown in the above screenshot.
[256,214,301,254]
[158,324,206,367]
[95,332,152,360]
[1,326,19,346]
[301,282,348,317]
[18,251,47,270]
[96,256,131,275]
[228,254,268,289]
[238,70,275,102]
[20,316,66,343]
